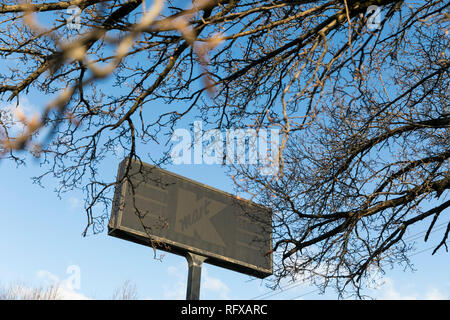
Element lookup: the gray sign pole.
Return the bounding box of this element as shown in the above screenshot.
[185,252,207,300]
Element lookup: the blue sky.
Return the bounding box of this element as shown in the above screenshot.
[1,116,449,299]
[0,1,449,300]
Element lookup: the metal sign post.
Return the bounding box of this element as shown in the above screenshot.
[185,252,207,300]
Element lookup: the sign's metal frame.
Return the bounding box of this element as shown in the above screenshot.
[108,158,273,280]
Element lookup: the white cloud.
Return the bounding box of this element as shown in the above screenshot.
[202,268,231,299]
[36,269,88,300]
[163,264,231,299]
[56,285,89,300]
[163,280,186,300]
[376,278,417,300]
[167,265,184,277]
[113,145,125,159]
[36,270,59,284]
[424,288,447,300]
[373,277,448,300]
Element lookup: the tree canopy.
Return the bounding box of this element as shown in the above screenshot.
[0,0,448,297]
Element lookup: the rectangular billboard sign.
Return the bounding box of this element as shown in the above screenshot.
[108,158,273,278]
